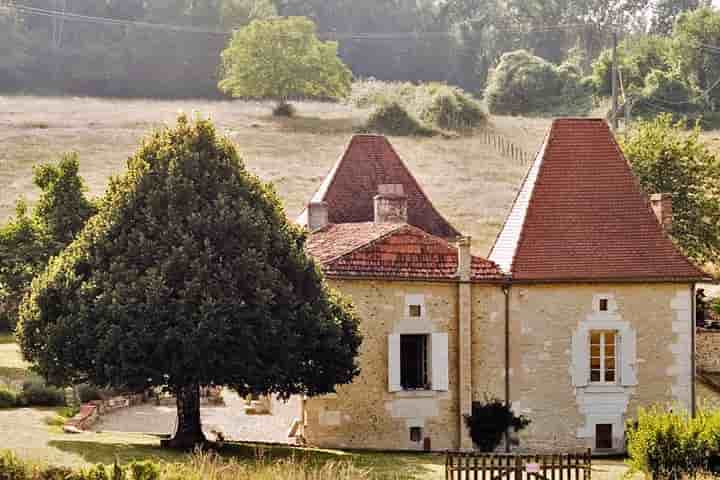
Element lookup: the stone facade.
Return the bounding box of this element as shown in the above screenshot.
[302,280,693,453]
[697,329,720,373]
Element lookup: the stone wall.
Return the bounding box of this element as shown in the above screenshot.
[697,329,720,373]
[506,283,691,453]
[303,279,691,453]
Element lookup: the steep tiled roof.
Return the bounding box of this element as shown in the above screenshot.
[297,135,459,238]
[489,118,709,282]
[306,223,505,282]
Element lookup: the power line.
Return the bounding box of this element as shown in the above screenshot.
[6,3,620,40]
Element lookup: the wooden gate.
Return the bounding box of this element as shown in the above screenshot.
[445,451,592,480]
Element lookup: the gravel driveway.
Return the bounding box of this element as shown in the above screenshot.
[91,391,301,445]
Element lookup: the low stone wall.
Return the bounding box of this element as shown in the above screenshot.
[64,391,149,433]
[697,329,720,373]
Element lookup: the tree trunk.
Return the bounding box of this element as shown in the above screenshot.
[163,383,206,449]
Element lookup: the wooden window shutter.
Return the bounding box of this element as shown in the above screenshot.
[572,328,589,387]
[388,334,401,392]
[620,329,638,386]
[431,333,449,391]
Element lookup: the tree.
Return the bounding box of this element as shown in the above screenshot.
[671,7,720,110]
[218,16,352,113]
[219,0,276,30]
[0,153,95,332]
[484,50,592,116]
[17,116,362,448]
[620,114,720,266]
[651,0,707,36]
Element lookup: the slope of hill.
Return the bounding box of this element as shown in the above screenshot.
[0,96,550,255]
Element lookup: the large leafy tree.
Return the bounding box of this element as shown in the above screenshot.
[218,16,353,113]
[18,116,362,448]
[620,114,720,266]
[0,153,95,332]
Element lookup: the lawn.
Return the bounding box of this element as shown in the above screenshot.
[0,95,548,255]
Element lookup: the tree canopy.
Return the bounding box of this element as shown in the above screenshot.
[620,114,720,265]
[0,153,95,332]
[17,116,361,448]
[218,16,352,109]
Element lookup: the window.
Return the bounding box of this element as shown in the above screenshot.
[409,304,422,318]
[410,426,423,442]
[599,298,609,312]
[401,334,429,390]
[590,330,618,383]
[596,424,613,449]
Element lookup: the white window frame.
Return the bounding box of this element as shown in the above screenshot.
[590,330,619,385]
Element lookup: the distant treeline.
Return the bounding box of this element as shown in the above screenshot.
[0,0,706,99]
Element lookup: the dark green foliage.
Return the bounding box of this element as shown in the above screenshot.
[620,114,720,265]
[0,388,18,409]
[128,462,159,480]
[420,87,485,130]
[464,397,530,452]
[364,102,435,137]
[272,102,297,118]
[651,0,704,35]
[485,50,592,116]
[20,378,65,407]
[17,115,361,445]
[0,153,96,332]
[76,384,103,403]
[0,450,27,480]
[634,70,704,117]
[591,36,673,98]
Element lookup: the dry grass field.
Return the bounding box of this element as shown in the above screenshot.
[0,95,551,255]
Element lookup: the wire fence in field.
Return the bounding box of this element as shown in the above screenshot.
[478,129,534,166]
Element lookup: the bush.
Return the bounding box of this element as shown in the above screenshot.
[0,388,18,409]
[485,50,592,116]
[129,461,160,480]
[76,384,103,403]
[0,450,28,480]
[420,87,485,130]
[464,397,530,452]
[633,70,703,118]
[626,407,711,479]
[19,378,64,407]
[364,102,435,137]
[272,102,296,118]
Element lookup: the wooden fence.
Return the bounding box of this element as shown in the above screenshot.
[479,130,533,166]
[446,451,592,480]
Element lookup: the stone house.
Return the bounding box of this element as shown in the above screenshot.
[292,119,710,453]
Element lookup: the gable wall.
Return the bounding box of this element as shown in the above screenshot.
[504,283,692,452]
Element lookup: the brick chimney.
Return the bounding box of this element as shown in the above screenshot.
[650,193,673,231]
[374,184,408,224]
[307,201,329,231]
[455,236,472,281]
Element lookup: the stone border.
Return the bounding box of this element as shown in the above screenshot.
[64,392,149,433]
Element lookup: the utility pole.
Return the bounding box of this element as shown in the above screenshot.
[611,29,619,130]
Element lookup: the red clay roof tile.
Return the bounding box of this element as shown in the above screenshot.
[306,223,504,281]
[490,118,709,282]
[297,135,459,238]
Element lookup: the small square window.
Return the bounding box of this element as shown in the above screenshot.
[599,298,609,312]
[596,424,613,449]
[410,426,423,442]
[409,304,422,318]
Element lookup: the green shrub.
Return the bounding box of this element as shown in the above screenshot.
[364,102,435,137]
[464,397,530,452]
[634,70,703,118]
[77,384,103,403]
[35,466,75,480]
[421,87,485,130]
[0,388,18,409]
[19,379,64,407]
[626,406,711,479]
[485,50,592,116]
[0,450,28,480]
[129,461,160,480]
[272,102,296,118]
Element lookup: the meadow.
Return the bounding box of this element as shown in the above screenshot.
[0,95,551,255]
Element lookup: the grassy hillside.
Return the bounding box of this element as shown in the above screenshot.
[0,96,550,255]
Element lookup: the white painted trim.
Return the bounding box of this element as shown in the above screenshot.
[388,334,401,392]
[431,333,449,391]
